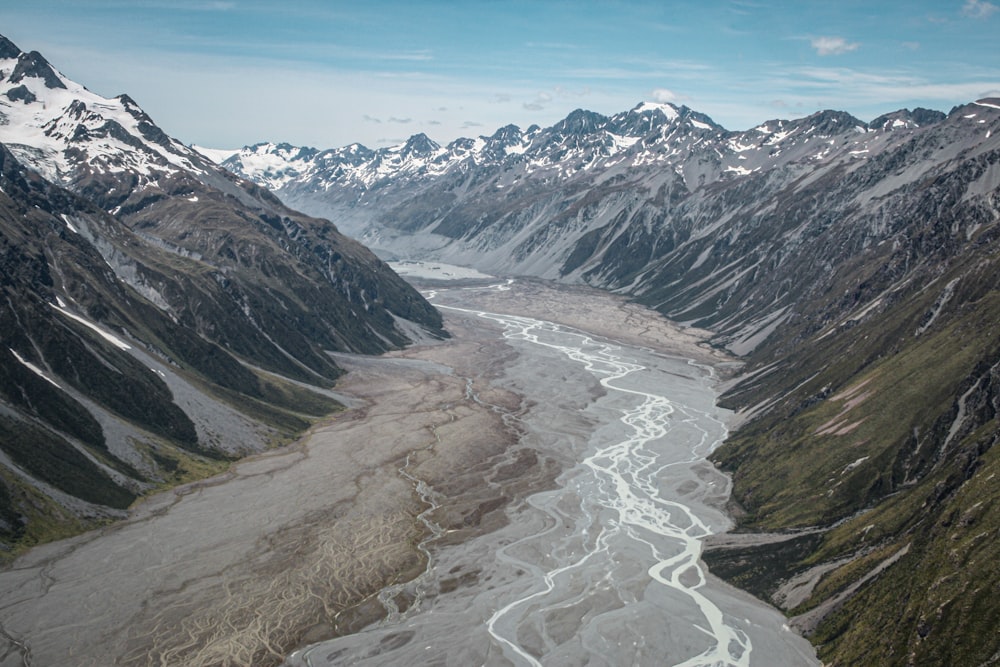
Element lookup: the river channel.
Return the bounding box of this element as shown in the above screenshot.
[286,279,818,667]
[0,278,818,666]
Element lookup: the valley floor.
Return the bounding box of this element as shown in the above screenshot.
[0,279,816,667]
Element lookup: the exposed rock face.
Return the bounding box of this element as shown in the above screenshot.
[229,99,1000,665]
[0,35,445,556]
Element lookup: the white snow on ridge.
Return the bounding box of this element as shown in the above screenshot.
[609,133,639,151]
[228,150,302,188]
[0,52,203,184]
[9,348,62,388]
[193,145,240,164]
[51,304,132,350]
[634,101,680,120]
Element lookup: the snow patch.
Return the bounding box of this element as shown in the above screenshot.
[52,304,132,350]
[10,348,62,388]
[634,101,679,120]
[841,456,869,474]
[192,146,240,164]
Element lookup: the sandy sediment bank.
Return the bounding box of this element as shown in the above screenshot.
[0,280,798,667]
[0,288,558,666]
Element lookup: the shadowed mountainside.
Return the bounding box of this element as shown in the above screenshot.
[0,35,444,557]
[231,97,1000,665]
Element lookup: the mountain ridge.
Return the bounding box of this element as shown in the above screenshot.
[224,96,1000,666]
[0,34,444,558]
[3,28,1000,665]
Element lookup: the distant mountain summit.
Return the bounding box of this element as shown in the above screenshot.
[0,33,444,555]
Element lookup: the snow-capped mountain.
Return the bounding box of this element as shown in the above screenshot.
[0,33,442,361]
[221,97,997,356]
[220,100,943,209]
[0,34,444,553]
[222,96,1000,666]
[0,36,208,187]
[5,26,1000,666]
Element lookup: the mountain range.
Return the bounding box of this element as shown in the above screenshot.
[222,94,1000,665]
[2,28,1000,667]
[0,35,444,555]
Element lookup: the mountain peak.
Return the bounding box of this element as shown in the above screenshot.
[554,109,607,136]
[631,101,680,120]
[797,109,865,134]
[870,107,946,131]
[490,123,523,143]
[0,34,21,60]
[9,50,66,90]
[400,132,439,156]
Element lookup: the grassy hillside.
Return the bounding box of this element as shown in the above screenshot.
[706,206,1000,664]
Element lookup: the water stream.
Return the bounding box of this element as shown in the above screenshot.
[286,282,816,666]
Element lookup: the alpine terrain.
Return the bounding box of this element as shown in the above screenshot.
[0,35,444,558]
[225,98,1000,664]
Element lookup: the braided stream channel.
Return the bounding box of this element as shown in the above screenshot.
[286,280,818,667]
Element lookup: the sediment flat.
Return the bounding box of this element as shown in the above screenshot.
[0,280,816,667]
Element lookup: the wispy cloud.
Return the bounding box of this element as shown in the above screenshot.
[523,91,553,111]
[369,50,434,62]
[962,0,998,18]
[765,65,1000,110]
[811,36,860,56]
[651,88,681,103]
[132,0,235,9]
[524,41,578,51]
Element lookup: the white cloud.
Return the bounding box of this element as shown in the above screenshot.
[523,91,554,111]
[811,36,861,56]
[651,88,680,103]
[962,0,998,18]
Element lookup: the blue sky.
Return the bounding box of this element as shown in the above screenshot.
[4,1,1000,149]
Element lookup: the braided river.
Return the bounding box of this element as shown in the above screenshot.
[288,279,817,667]
[0,278,818,666]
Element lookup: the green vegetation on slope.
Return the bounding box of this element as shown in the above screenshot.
[708,223,1000,665]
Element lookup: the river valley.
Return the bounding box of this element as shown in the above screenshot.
[0,277,818,667]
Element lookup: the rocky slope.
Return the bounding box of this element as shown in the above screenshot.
[228,99,1000,665]
[0,35,444,557]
